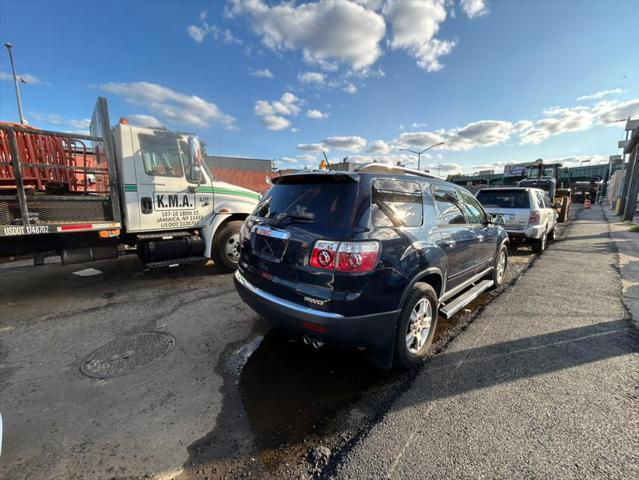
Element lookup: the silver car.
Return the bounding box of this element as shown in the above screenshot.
[476,187,558,253]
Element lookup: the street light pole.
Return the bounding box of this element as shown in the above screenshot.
[400,142,444,171]
[4,43,26,125]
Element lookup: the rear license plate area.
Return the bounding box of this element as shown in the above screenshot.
[253,225,290,261]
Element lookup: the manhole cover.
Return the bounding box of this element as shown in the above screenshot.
[80,332,176,378]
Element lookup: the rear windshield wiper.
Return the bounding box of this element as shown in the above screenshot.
[375,199,405,227]
[273,213,314,226]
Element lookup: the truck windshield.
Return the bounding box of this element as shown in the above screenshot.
[139,134,184,178]
[253,182,358,227]
[476,190,530,208]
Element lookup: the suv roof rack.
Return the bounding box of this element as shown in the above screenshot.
[355,163,436,179]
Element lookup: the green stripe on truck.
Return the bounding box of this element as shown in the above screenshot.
[124,184,137,192]
[196,186,260,200]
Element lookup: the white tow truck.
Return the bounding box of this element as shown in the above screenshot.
[0,98,259,270]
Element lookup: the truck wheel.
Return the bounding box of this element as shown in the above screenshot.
[531,230,547,253]
[394,282,438,369]
[212,221,243,272]
[490,245,508,289]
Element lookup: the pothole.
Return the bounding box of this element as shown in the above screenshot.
[80,332,176,378]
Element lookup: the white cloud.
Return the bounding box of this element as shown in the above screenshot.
[411,122,428,128]
[279,156,299,164]
[187,11,242,45]
[297,154,317,162]
[1,70,45,85]
[383,0,456,72]
[98,81,236,128]
[368,139,392,154]
[343,82,358,94]
[261,115,291,131]
[29,113,90,131]
[291,127,300,133]
[249,68,274,79]
[460,0,489,19]
[576,88,626,102]
[396,120,514,152]
[187,24,207,43]
[254,92,302,117]
[227,0,386,70]
[323,136,367,152]
[394,98,639,151]
[298,71,326,84]
[307,109,329,119]
[595,98,639,124]
[519,108,595,145]
[298,143,328,153]
[127,114,164,128]
[254,92,303,131]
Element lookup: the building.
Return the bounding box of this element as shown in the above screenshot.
[205,155,276,193]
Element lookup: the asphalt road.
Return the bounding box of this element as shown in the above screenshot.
[0,215,578,480]
[0,258,269,480]
[332,205,639,479]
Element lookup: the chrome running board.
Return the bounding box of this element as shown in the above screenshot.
[439,279,493,319]
[440,267,493,303]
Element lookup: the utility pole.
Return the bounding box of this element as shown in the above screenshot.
[400,142,444,171]
[4,43,26,125]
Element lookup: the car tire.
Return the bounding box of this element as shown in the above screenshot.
[531,229,547,253]
[212,220,243,272]
[490,244,508,289]
[394,282,438,369]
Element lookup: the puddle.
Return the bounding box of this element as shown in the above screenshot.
[237,329,395,471]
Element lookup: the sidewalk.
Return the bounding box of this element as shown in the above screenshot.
[606,209,639,327]
[334,205,639,479]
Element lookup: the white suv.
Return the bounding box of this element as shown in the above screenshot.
[476,187,558,253]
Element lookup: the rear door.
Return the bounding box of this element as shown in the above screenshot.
[457,188,497,270]
[432,186,477,288]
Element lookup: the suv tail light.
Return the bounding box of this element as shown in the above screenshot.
[529,210,540,225]
[310,240,379,273]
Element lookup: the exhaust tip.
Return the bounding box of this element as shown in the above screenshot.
[303,335,325,350]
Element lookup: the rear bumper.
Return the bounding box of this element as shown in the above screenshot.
[234,270,399,351]
[506,225,544,240]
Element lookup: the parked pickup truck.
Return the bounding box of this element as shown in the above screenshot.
[234,164,509,368]
[476,187,557,253]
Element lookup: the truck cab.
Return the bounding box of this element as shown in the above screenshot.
[112,121,260,269]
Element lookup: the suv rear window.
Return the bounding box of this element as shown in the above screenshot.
[476,190,530,209]
[253,182,358,227]
[371,179,423,227]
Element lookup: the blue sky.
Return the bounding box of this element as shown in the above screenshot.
[1,0,638,175]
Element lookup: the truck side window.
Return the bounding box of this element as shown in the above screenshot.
[139,134,184,178]
[371,179,423,227]
[432,187,465,226]
[458,190,486,224]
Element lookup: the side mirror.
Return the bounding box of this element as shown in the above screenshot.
[187,135,203,184]
[489,214,505,225]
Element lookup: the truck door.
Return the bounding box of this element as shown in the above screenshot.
[131,130,214,232]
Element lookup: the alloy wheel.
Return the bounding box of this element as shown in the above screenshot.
[406,298,433,354]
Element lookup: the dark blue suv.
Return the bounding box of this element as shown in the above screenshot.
[234,164,509,368]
